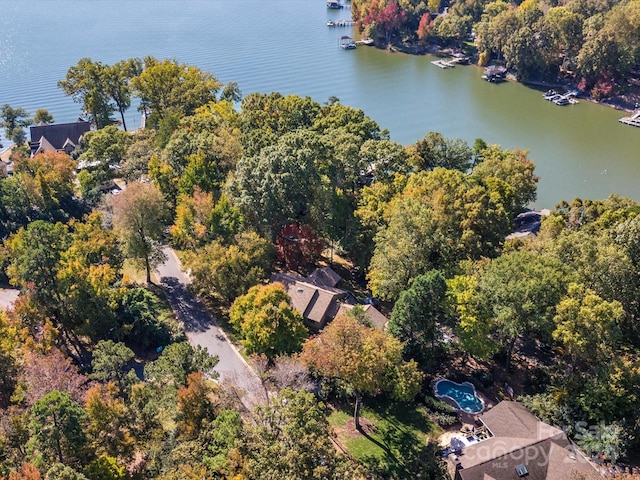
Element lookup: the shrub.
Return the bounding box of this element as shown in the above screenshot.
[423,395,457,414]
[433,412,458,427]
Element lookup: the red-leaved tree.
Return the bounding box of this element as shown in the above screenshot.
[364,1,407,45]
[276,224,324,271]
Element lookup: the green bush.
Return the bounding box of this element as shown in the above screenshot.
[433,412,458,428]
[423,395,457,415]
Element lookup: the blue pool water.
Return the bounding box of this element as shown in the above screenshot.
[434,379,484,414]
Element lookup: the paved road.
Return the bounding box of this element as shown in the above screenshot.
[156,247,263,409]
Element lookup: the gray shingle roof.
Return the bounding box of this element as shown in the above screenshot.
[29,119,90,156]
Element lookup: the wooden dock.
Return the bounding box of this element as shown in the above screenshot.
[431,58,457,69]
[619,110,640,127]
[327,19,356,27]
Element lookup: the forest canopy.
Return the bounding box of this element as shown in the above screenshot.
[1,56,639,479]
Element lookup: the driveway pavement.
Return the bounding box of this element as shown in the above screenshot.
[156,247,263,409]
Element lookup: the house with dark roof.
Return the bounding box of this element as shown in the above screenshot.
[29,119,91,157]
[270,269,354,330]
[449,401,597,480]
[271,267,390,331]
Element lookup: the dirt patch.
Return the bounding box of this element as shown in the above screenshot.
[336,417,376,438]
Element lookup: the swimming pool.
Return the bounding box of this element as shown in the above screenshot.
[434,379,484,414]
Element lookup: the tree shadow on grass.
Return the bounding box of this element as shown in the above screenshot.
[356,399,448,479]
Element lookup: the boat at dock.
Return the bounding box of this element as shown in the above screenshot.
[545,90,578,106]
[482,65,507,82]
[356,37,374,45]
[327,0,343,8]
[619,110,640,127]
[339,35,356,49]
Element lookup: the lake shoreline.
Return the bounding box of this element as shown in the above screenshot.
[376,39,640,114]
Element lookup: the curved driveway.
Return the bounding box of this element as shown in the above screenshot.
[156,247,263,409]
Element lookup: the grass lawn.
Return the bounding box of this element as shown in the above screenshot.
[329,398,446,479]
[122,259,149,284]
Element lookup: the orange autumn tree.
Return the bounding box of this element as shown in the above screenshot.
[301,314,423,430]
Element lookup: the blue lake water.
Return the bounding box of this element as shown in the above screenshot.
[1,0,639,207]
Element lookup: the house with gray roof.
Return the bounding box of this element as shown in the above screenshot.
[271,267,389,331]
[450,401,597,480]
[29,119,90,157]
[270,269,354,330]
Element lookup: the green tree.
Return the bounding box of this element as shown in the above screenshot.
[576,422,625,464]
[409,132,473,172]
[82,456,126,480]
[131,57,220,126]
[301,315,423,430]
[312,101,383,142]
[58,58,114,128]
[244,389,363,480]
[367,168,512,300]
[111,182,169,283]
[388,270,446,366]
[144,341,218,388]
[200,409,244,477]
[469,250,569,369]
[472,145,538,214]
[366,197,439,301]
[44,464,88,480]
[28,391,88,469]
[503,25,545,81]
[187,231,274,306]
[5,220,70,310]
[553,283,623,364]
[103,58,142,131]
[229,284,307,359]
[77,126,130,191]
[220,81,242,103]
[120,129,158,181]
[1,105,32,144]
[358,138,410,183]
[33,109,54,125]
[90,341,136,395]
[239,93,321,156]
[229,130,323,239]
[448,273,500,360]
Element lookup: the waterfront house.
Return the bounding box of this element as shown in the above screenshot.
[29,119,90,157]
[449,401,597,480]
